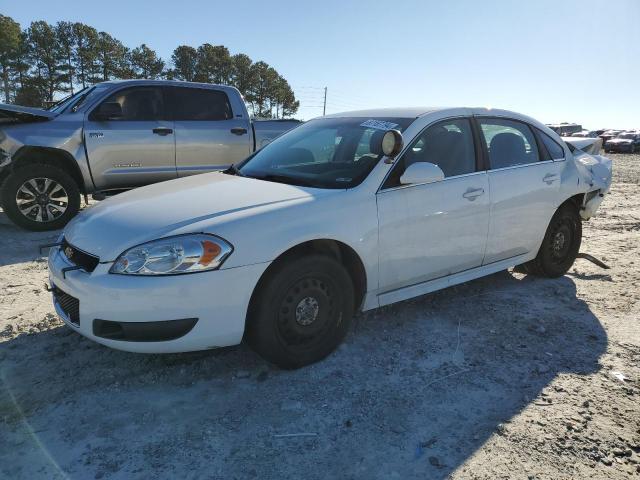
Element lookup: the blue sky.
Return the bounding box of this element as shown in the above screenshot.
[2,0,639,128]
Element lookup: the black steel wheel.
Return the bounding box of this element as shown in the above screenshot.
[518,204,582,278]
[245,254,354,369]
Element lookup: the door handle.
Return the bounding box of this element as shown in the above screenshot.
[462,187,485,201]
[230,127,248,136]
[543,173,558,184]
[152,127,173,136]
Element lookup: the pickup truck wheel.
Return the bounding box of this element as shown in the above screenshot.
[245,254,355,369]
[519,204,582,278]
[1,164,80,231]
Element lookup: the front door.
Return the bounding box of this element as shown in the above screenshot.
[84,86,176,190]
[377,117,490,295]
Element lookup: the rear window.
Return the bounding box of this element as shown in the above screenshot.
[169,87,233,121]
[537,129,565,160]
[478,118,540,169]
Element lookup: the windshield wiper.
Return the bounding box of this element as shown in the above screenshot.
[254,173,314,187]
[223,164,246,177]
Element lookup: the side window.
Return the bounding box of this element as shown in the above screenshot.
[537,129,565,160]
[96,87,165,121]
[384,118,476,188]
[170,87,233,121]
[479,118,540,169]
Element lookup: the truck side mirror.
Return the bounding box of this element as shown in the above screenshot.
[94,102,123,121]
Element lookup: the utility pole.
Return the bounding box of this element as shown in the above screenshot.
[323,87,327,116]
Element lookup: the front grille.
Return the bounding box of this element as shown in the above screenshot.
[52,286,80,326]
[61,239,99,272]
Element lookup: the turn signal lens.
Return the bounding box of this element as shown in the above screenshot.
[110,234,233,275]
[199,240,222,266]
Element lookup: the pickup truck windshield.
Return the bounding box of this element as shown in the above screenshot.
[237,117,414,188]
[48,87,90,113]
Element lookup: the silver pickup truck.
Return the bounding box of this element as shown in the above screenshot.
[0,80,300,230]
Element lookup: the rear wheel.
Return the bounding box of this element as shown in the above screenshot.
[517,204,582,278]
[245,254,355,369]
[1,164,80,231]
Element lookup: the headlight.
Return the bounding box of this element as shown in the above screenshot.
[110,234,233,275]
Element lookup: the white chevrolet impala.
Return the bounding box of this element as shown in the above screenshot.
[48,108,612,368]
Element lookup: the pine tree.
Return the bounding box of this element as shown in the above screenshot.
[26,21,64,102]
[55,21,75,94]
[72,23,99,88]
[130,44,164,79]
[171,45,197,81]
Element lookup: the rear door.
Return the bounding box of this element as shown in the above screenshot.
[167,86,253,177]
[477,117,563,264]
[84,86,176,190]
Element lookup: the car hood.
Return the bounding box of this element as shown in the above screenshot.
[0,103,56,123]
[64,172,322,261]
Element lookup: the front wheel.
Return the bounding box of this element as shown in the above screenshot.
[518,204,582,278]
[1,164,81,231]
[245,254,355,369]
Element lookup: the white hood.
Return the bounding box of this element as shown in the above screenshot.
[64,172,318,261]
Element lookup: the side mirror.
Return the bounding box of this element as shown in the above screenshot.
[400,162,445,185]
[381,130,403,163]
[93,102,123,121]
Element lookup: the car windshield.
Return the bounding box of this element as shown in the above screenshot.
[237,116,414,188]
[618,133,635,139]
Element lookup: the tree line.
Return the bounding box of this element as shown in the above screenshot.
[0,13,299,118]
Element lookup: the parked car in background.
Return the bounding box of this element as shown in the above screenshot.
[0,80,301,231]
[47,107,612,368]
[599,129,624,145]
[547,123,582,136]
[571,130,600,138]
[605,132,640,153]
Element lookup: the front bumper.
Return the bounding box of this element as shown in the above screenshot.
[606,143,633,152]
[48,245,270,353]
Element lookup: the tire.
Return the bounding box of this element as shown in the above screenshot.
[244,254,355,369]
[1,164,81,231]
[518,204,582,278]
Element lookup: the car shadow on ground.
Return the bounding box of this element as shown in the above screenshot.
[0,270,606,479]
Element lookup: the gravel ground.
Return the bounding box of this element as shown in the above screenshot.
[1,154,639,479]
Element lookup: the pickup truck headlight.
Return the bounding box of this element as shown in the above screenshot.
[110,234,233,275]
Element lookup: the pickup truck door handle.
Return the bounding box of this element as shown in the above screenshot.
[152,127,173,136]
[543,173,559,184]
[230,127,248,135]
[462,187,485,201]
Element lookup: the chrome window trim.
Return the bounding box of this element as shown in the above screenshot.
[486,159,555,173]
[377,170,487,194]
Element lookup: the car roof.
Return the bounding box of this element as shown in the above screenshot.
[322,107,536,120]
[98,79,238,91]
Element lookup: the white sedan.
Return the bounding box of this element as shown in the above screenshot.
[48,107,612,368]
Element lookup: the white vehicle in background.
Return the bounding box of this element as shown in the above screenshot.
[47,107,612,368]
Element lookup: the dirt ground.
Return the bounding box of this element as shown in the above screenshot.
[1,154,638,479]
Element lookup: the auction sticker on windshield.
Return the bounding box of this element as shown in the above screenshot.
[360,119,400,131]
